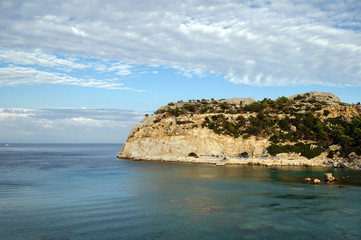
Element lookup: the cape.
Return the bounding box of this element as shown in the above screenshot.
[118,92,361,168]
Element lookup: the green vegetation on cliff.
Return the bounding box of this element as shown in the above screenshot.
[267,143,324,159]
[154,93,361,158]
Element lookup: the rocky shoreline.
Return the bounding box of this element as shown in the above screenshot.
[118,154,361,169]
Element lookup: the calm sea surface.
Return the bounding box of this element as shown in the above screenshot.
[0,143,361,240]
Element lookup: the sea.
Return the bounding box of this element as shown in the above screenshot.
[0,143,361,240]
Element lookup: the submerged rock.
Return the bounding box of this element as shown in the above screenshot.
[325,173,336,182]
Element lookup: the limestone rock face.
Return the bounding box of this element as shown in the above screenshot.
[328,145,341,152]
[218,97,255,105]
[118,114,269,160]
[289,91,342,105]
[323,105,361,118]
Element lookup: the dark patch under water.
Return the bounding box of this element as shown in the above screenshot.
[0,143,361,240]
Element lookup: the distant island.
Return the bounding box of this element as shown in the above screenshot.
[118,91,361,169]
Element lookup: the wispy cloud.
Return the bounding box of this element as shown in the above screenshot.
[0,66,133,89]
[0,0,360,86]
[0,108,148,142]
[0,48,142,89]
[0,48,87,70]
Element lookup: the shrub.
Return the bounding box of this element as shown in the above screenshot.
[167,107,185,117]
[241,152,248,157]
[270,135,280,143]
[299,144,324,159]
[327,150,334,159]
[236,116,246,126]
[308,97,317,104]
[294,95,304,100]
[278,117,290,130]
[200,107,209,113]
[154,109,166,114]
[243,134,251,139]
[211,115,219,121]
[183,104,196,112]
[275,96,293,108]
[266,143,324,159]
[176,120,193,125]
[188,152,199,158]
[220,102,230,110]
[244,102,264,112]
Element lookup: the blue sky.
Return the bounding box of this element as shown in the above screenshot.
[1,0,361,143]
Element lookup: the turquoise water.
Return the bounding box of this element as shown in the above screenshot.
[0,144,361,240]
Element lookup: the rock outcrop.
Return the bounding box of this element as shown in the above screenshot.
[218,97,255,105]
[323,105,361,118]
[289,91,342,106]
[118,114,269,160]
[325,173,336,182]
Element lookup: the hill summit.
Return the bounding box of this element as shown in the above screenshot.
[289,91,342,106]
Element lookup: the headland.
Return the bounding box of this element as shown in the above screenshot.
[118,91,361,169]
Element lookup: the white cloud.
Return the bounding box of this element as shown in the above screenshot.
[0,66,134,89]
[0,108,148,142]
[71,26,88,37]
[0,0,360,86]
[64,117,109,127]
[0,48,138,89]
[174,66,205,78]
[107,64,132,76]
[0,48,87,70]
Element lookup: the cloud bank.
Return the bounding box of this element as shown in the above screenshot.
[1,0,361,86]
[0,108,147,143]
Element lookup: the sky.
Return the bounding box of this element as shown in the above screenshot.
[1,0,361,143]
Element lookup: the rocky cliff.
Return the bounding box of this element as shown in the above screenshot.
[119,113,269,160]
[118,92,361,168]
